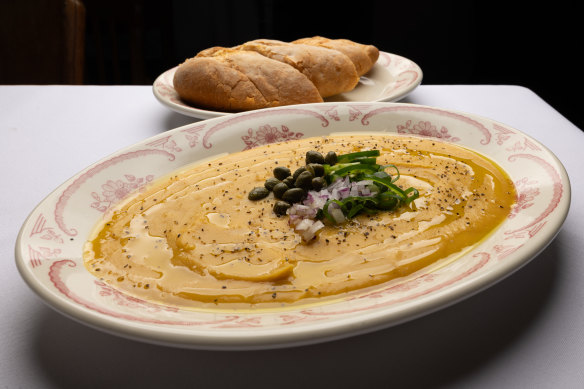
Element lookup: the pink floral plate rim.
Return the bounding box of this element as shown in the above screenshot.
[15,102,570,350]
[152,51,423,120]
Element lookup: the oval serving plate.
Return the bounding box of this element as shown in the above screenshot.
[15,102,569,350]
[153,51,423,120]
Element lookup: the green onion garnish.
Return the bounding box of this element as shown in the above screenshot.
[319,150,419,224]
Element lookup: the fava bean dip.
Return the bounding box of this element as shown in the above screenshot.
[84,134,516,310]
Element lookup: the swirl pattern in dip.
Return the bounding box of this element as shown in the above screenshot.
[83,134,516,310]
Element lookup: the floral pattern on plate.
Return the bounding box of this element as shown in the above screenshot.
[16,102,569,350]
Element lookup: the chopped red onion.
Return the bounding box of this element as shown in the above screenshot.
[294,218,314,231]
[301,220,324,241]
[287,176,369,240]
[327,203,346,224]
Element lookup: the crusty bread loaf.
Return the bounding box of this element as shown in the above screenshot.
[292,36,379,76]
[173,36,379,112]
[238,39,359,97]
[174,48,323,112]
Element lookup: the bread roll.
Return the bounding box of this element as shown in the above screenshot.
[292,36,379,76]
[172,36,380,112]
[239,39,360,98]
[174,48,323,112]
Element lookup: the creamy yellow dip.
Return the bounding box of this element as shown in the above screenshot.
[84,134,516,310]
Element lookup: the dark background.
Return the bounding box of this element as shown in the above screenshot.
[2,0,582,130]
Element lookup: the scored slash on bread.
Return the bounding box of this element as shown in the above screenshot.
[173,36,380,112]
[237,39,359,98]
[292,36,379,77]
[174,49,323,112]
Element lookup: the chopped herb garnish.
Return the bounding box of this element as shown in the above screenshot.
[248,149,419,240]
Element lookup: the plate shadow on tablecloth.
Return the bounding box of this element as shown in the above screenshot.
[28,234,564,388]
[159,110,201,133]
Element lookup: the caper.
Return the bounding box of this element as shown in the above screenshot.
[325,151,338,165]
[311,176,326,191]
[248,186,269,201]
[273,201,291,216]
[282,187,306,203]
[292,166,306,181]
[264,177,280,191]
[376,191,398,210]
[294,170,314,190]
[272,182,289,199]
[282,176,295,188]
[308,163,324,177]
[306,150,325,165]
[273,166,291,181]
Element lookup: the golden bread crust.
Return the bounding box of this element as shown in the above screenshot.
[174,50,322,111]
[173,56,267,112]
[172,36,379,112]
[292,36,380,76]
[240,40,359,98]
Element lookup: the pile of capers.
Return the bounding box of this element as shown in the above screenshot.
[248,150,338,216]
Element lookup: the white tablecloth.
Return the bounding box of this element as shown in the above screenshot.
[1,85,582,388]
